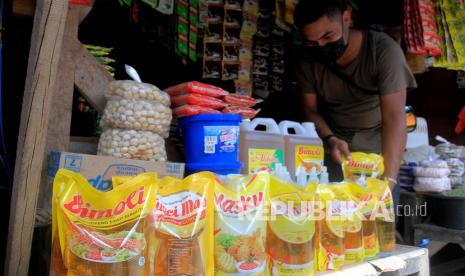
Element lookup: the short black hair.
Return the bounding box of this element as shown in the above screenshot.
[294,0,348,29]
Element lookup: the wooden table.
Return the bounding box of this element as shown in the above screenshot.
[316,244,429,276]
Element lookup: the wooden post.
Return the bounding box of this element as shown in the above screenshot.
[4,0,68,275]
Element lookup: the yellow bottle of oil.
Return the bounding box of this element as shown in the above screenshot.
[279,121,324,179]
[240,118,285,174]
[342,180,364,264]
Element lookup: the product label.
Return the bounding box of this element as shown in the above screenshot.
[248,148,284,174]
[317,246,344,271]
[272,260,314,276]
[204,126,239,154]
[344,247,364,264]
[295,145,324,175]
[363,233,379,258]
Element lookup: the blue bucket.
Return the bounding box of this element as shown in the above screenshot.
[185,162,242,176]
[179,114,242,164]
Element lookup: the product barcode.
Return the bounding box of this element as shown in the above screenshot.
[204,144,215,154]
[205,136,218,144]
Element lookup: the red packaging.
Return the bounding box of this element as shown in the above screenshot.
[171,93,226,109]
[173,105,221,118]
[222,94,257,107]
[69,0,92,4]
[165,81,229,98]
[222,106,259,119]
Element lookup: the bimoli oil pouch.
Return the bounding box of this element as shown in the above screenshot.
[214,172,269,275]
[152,172,215,276]
[51,169,158,276]
[343,153,384,181]
[268,176,316,276]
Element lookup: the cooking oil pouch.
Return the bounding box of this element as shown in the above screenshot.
[367,178,396,253]
[343,153,384,181]
[152,172,215,276]
[268,177,316,276]
[347,182,379,259]
[214,172,269,275]
[51,169,158,276]
[314,183,352,271]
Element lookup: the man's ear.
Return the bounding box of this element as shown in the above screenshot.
[342,9,352,27]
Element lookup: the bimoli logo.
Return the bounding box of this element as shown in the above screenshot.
[298,147,321,156]
[347,160,376,171]
[215,192,264,215]
[63,187,145,219]
[254,153,277,163]
[155,192,206,219]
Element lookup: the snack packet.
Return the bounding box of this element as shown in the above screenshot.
[343,153,384,181]
[214,172,269,275]
[222,94,257,107]
[152,172,215,275]
[173,104,221,118]
[51,169,158,276]
[267,176,316,275]
[171,93,227,109]
[222,106,259,119]
[165,81,229,98]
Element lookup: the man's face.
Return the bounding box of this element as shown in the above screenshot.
[301,10,351,48]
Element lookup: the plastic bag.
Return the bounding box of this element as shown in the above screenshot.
[173,104,221,118]
[214,172,269,275]
[171,93,226,109]
[222,106,259,119]
[166,81,230,98]
[106,80,171,107]
[343,153,384,181]
[51,169,158,276]
[222,94,257,107]
[152,172,215,276]
[268,176,316,275]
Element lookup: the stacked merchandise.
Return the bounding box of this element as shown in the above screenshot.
[167,81,260,118]
[433,0,465,70]
[85,45,116,77]
[399,162,417,191]
[413,159,451,192]
[97,80,172,161]
[51,154,396,275]
[436,142,465,187]
[175,0,200,62]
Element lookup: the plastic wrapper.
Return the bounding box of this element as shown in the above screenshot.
[152,172,215,276]
[102,99,172,137]
[414,176,451,192]
[343,153,385,181]
[214,172,269,275]
[222,106,259,119]
[171,93,226,109]
[51,169,158,276]
[165,81,230,98]
[98,129,167,162]
[106,80,171,107]
[222,94,257,107]
[173,104,221,118]
[413,167,451,177]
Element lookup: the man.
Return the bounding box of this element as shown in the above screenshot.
[293,0,417,190]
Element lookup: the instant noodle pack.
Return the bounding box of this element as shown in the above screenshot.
[51,153,396,275]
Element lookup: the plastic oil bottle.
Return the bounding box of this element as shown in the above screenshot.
[240,118,285,174]
[314,168,345,271]
[343,176,364,264]
[374,179,396,254]
[279,121,324,179]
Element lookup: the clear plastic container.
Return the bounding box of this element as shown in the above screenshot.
[239,118,285,174]
[279,121,324,178]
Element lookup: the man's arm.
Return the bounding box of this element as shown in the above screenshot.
[303,93,351,163]
[380,90,407,189]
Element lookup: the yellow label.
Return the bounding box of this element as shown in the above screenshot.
[295,145,324,174]
[317,246,344,271]
[272,260,314,276]
[344,247,364,264]
[363,233,379,258]
[343,152,384,179]
[248,148,284,174]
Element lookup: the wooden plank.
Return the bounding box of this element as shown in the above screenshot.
[4,0,68,275]
[74,42,113,113]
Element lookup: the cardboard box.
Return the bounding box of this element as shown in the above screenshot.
[47,152,184,191]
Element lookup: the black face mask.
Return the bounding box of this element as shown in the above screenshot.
[320,35,348,62]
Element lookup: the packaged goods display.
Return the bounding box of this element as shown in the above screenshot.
[222,106,259,118]
[165,81,230,98]
[173,104,222,118]
[98,129,167,162]
[102,99,172,137]
[171,93,227,109]
[222,94,257,107]
[105,80,171,106]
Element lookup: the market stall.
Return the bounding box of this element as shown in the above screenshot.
[3,0,465,275]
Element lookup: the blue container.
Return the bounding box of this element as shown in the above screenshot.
[185,162,242,176]
[179,114,242,164]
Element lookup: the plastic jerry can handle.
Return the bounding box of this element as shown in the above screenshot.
[279,120,306,135]
[250,118,280,134]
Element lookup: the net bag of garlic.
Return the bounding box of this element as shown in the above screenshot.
[98,129,167,161]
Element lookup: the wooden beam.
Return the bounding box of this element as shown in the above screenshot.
[74,42,113,113]
[4,0,68,275]
[13,0,36,17]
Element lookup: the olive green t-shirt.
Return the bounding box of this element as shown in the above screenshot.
[296,30,417,153]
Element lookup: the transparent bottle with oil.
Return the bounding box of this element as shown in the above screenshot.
[342,177,364,264]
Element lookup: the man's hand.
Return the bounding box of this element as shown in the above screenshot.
[328,136,351,164]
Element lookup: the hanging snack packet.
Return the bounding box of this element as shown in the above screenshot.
[214,172,269,275]
[51,169,158,276]
[152,172,215,276]
[343,153,384,181]
[268,176,316,276]
[367,178,396,254]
